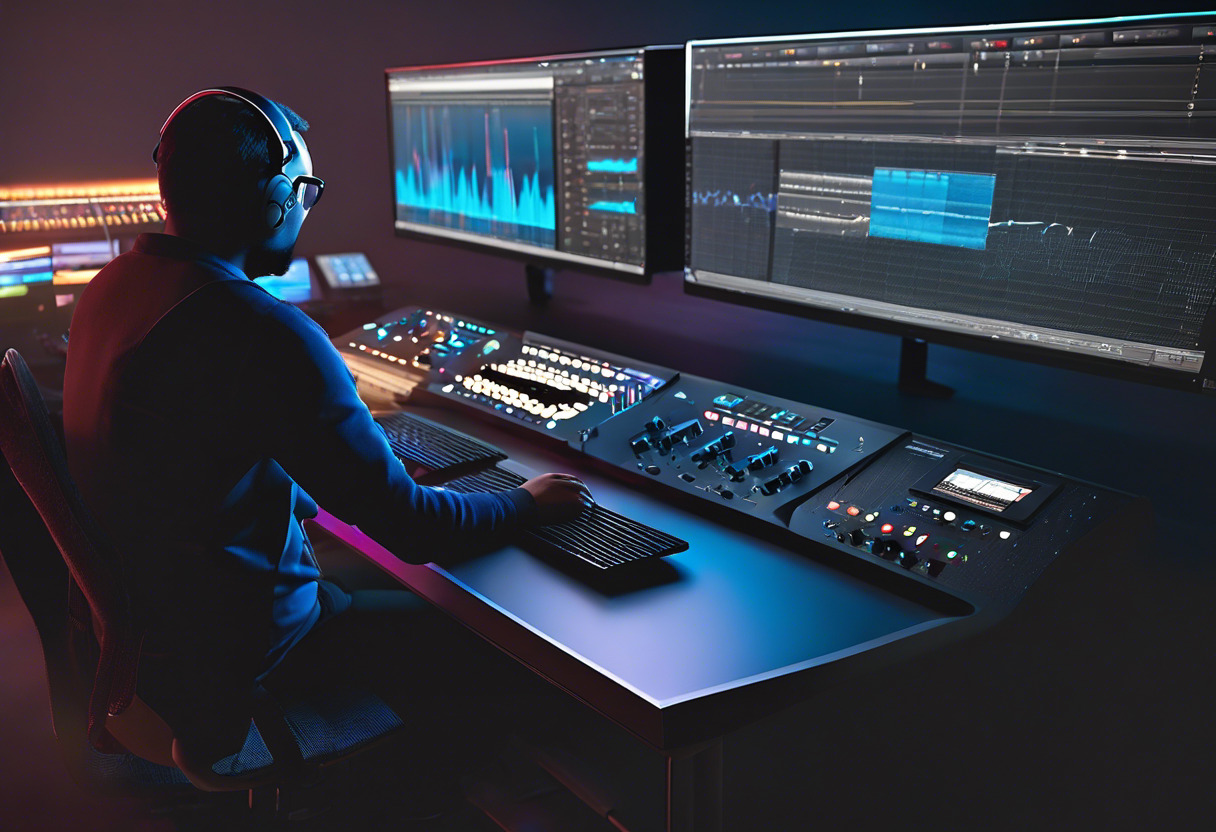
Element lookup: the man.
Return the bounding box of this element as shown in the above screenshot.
[62,88,591,765]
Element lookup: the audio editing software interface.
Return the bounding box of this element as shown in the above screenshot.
[387,51,651,272]
[686,16,1216,378]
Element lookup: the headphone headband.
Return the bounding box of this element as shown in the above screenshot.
[154,86,296,167]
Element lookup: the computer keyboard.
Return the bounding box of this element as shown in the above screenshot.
[376,411,506,472]
[442,467,688,570]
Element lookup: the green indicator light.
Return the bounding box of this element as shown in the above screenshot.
[947,550,958,559]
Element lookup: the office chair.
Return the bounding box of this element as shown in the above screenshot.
[0,348,408,814]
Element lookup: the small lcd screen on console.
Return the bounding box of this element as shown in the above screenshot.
[932,468,1034,513]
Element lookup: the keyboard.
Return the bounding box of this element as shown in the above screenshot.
[376,411,506,472]
[442,467,688,570]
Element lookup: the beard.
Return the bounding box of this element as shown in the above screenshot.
[245,240,296,277]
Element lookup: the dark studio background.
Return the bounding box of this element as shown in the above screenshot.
[1,1,1214,829]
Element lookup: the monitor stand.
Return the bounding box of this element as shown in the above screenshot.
[898,337,954,399]
[526,263,555,305]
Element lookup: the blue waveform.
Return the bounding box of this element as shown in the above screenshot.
[588,157,639,174]
[869,168,995,250]
[396,161,555,230]
[691,190,776,211]
[588,200,636,214]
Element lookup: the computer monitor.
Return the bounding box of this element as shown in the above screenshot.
[51,239,120,285]
[0,246,53,298]
[686,12,1216,393]
[385,46,684,280]
[255,257,314,304]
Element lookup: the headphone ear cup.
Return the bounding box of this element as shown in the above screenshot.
[263,174,294,230]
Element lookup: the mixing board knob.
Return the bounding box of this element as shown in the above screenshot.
[667,419,704,443]
[690,430,736,466]
[848,528,868,547]
[646,416,667,434]
[746,445,780,472]
[630,436,652,455]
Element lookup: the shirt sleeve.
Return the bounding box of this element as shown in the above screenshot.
[254,296,537,564]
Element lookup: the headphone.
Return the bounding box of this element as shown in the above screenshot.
[153,86,299,230]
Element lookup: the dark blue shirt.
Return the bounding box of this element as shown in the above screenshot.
[63,233,532,745]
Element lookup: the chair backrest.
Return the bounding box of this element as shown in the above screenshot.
[0,348,143,749]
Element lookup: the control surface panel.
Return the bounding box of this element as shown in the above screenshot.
[335,306,1144,610]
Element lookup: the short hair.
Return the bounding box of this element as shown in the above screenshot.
[156,93,309,237]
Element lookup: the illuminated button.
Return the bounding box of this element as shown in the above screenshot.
[771,430,784,441]
[704,410,720,421]
[816,443,829,452]
[722,417,735,427]
[864,513,877,522]
[946,550,959,559]
[880,523,894,534]
[750,423,760,433]
[999,530,1012,540]
[846,506,860,517]
[915,534,930,547]
[758,427,770,437]
[787,435,800,445]
[903,526,916,537]
[826,501,841,511]
[943,511,957,523]
[960,520,977,532]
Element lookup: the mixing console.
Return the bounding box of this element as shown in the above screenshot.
[337,306,1143,606]
[438,336,668,433]
[0,181,164,235]
[581,376,904,523]
[339,305,674,441]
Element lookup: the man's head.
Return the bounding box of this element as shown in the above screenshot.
[155,89,320,276]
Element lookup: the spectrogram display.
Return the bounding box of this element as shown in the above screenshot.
[393,103,556,248]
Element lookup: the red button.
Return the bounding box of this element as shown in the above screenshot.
[827,501,841,511]
[846,506,860,517]
[880,523,894,534]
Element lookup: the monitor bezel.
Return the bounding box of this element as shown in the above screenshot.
[684,11,1216,395]
[385,45,685,283]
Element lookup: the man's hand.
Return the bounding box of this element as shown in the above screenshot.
[521,473,594,524]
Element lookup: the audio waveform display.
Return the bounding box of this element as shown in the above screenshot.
[588,200,637,214]
[691,190,777,211]
[587,157,639,174]
[393,103,556,248]
[869,169,995,250]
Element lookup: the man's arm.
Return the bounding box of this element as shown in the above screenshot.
[260,300,589,563]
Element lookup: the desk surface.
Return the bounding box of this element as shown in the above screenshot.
[317,404,974,751]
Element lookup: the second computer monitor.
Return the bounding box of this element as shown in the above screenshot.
[385,46,683,280]
[686,13,1216,393]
